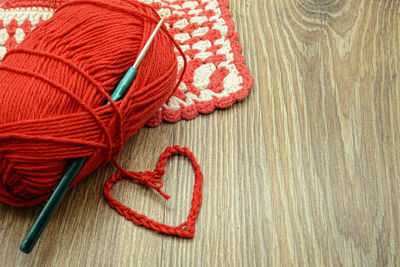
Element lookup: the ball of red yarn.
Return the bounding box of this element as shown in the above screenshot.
[0,0,185,207]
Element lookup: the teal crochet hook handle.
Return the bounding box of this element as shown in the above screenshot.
[19,67,137,254]
[20,15,165,254]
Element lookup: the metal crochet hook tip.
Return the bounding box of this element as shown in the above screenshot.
[20,15,167,254]
[132,14,166,69]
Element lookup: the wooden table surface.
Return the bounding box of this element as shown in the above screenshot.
[1,0,400,266]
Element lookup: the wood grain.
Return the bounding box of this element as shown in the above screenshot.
[1,0,400,266]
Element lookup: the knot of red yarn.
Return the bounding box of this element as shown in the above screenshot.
[113,160,170,200]
[138,171,162,185]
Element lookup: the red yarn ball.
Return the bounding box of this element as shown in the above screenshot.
[0,0,185,206]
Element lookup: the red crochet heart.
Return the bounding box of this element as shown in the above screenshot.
[103,146,203,238]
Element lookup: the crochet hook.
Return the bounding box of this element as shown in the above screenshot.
[20,14,166,254]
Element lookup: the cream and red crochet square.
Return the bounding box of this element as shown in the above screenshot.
[0,0,252,126]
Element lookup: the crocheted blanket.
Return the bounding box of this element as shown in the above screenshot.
[0,0,253,126]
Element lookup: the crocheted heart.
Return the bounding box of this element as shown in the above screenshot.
[103,146,203,237]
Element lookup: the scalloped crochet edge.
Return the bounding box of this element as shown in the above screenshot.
[146,0,253,126]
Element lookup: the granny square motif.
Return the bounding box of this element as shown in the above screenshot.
[0,0,253,126]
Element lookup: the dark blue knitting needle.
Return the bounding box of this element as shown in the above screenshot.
[20,15,166,254]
